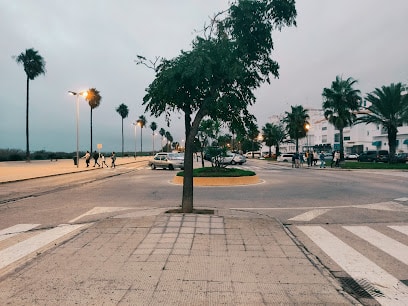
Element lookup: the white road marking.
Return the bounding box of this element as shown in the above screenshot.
[0,224,40,242]
[356,201,408,212]
[69,206,131,223]
[297,226,408,305]
[344,226,408,265]
[0,224,87,270]
[388,225,408,236]
[288,209,330,221]
[394,197,408,202]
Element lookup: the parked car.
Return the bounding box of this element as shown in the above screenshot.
[149,152,184,170]
[345,153,359,160]
[214,151,246,165]
[395,152,408,163]
[277,153,294,162]
[245,151,261,158]
[357,150,389,162]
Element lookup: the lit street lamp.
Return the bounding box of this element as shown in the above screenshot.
[68,90,88,168]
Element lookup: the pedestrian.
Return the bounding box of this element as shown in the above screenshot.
[307,150,313,167]
[111,152,116,168]
[335,151,341,167]
[291,154,296,168]
[294,152,300,168]
[319,151,326,168]
[330,150,336,168]
[83,151,91,167]
[299,152,305,167]
[101,154,108,168]
[93,151,100,167]
[313,151,319,166]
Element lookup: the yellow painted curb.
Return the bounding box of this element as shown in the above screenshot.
[172,175,260,186]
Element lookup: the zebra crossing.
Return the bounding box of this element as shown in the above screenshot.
[297,224,408,305]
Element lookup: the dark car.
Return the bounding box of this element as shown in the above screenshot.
[395,153,408,163]
[357,150,389,162]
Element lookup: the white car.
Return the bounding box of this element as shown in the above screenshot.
[277,153,294,162]
[149,153,184,170]
[214,152,246,165]
[245,151,261,158]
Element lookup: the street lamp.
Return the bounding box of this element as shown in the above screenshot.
[132,121,139,159]
[305,123,310,166]
[68,90,88,168]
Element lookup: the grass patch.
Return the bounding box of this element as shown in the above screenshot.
[342,161,408,170]
[176,167,256,177]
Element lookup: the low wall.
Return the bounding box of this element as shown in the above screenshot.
[172,175,260,186]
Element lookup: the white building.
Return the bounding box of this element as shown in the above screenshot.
[267,109,408,154]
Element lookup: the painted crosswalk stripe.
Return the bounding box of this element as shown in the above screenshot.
[389,225,408,236]
[297,226,408,305]
[0,224,40,242]
[344,226,408,265]
[288,209,330,221]
[0,224,87,270]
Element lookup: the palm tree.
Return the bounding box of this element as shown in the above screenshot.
[14,48,46,162]
[136,115,147,154]
[322,76,361,161]
[283,105,309,153]
[149,122,158,154]
[355,83,408,162]
[165,131,173,152]
[116,103,129,157]
[85,88,102,152]
[159,128,166,151]
[262,123,286,157]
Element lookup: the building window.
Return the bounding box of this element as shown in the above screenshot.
[344,136,350,141]
[334,133,340,142]
[322,135,327,143]
[322,126,327,131]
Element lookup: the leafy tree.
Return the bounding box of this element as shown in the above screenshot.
[355,83,408,162]
[149,121,158,154]
[14,48,46,162]
[137,115,147,154]
[140,0,296,212]
[159,128,166,151]
[283,105,309,153]
[116,103,129,157]
[165,131,173,152]
[196,119,218,167]
[247,121,260,154]
[262,122,286,157]
[86,88,102,152]
[322,76,361,161]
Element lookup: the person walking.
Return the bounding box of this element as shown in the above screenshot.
[319,151,326,168]
[330,150,336,168]
[83,151,91,167]
[334,151,341,167]
[101,154,108,168]
[313,151,319,166]
[93,151,100,167]
[111,152,116,168]
[299,152,305,167]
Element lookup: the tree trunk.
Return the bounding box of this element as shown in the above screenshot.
[121,118,124,156]
[90,108,93,152]
[25,77,30,162]
[140,128,143,155]
[339,128,344,161]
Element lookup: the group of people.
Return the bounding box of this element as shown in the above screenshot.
[83,151,116,168]
[292,150,341,169]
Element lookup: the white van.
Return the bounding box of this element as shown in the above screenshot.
[277,153,294,162]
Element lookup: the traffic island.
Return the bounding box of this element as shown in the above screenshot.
[172,174,260,186]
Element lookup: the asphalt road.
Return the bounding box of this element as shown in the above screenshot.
[1,158,408,304]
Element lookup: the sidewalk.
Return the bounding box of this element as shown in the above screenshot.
[0,159,357,305]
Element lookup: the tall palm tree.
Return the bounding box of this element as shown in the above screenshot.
[283,105,309,153]
[159,128,166,151]
[136,115,147,154]
[322,76,361,161]
[116,103,129,157]
[262,123,286,157]
[356,83,408,162]
[14,48,46,162]
[85,88,102,152]
[149,121,158,154]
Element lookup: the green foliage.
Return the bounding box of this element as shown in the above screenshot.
[116,103,129,119]
[177,167,255,177]
[283,105,309,152]
[262,122,286,156]
[342,161,408,170]
[355,83,408,160]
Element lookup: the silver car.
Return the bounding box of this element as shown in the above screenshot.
[149,153,184,170]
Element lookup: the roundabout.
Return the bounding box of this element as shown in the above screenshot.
[172,174,261,186]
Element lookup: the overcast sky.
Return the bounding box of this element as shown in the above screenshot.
[1,0,407,153]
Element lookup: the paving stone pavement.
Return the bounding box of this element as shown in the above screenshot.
[0,209,357,305]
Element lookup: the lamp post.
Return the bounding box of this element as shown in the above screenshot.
[68,90,88,168]
[305,123,310,166]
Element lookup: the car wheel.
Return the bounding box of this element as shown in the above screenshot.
[168,164,174,170]
[151,164,156,170]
